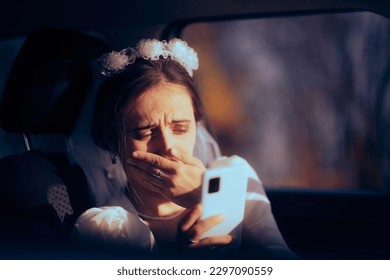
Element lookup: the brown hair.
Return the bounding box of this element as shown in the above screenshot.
[91,57,205,154]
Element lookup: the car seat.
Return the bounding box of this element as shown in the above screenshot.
[0,29,110,257]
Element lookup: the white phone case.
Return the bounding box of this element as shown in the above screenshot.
[200,157,248,240]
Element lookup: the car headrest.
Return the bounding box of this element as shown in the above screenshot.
[0,29,110,135]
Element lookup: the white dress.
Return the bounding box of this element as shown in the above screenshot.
[72,158,295,258]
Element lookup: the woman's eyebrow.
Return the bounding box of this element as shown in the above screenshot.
[131,124,156,132]
[171,119,192,124]
[130,119,192,131]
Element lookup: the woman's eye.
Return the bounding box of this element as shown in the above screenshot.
[133,131,152,140]
[173,127,188,134]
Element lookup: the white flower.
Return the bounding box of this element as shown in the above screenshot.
[167,38,199,76]
[99,38,199,77]
[138,39,165,60]
[99,51,130,76]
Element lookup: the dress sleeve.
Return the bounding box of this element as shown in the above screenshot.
[72,206,156,254]
[242,163,299,259]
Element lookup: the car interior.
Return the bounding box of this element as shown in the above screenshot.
[0,0,389,259]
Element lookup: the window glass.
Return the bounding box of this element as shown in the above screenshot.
[183,12,390,190]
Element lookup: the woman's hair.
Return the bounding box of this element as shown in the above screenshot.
[91,57,206,154]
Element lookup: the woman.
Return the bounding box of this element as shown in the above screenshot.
[73,38,295,258]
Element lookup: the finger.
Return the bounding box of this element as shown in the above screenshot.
[169,148,204,167]
[127,160,168,180]
[189,214,224,240]
[127,164,166,193]
[179,204,202,232]
[131,151,178,172]
[191,235,233,248]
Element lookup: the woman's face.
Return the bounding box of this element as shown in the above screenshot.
[124,82,197,158]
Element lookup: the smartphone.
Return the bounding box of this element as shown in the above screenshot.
[200,156,248,241]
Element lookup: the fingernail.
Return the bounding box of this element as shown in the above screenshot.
[171,148,178,155]
[132,151,139,158]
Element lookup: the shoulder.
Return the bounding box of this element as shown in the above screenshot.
[245,163,270,203]
[73,205,155,253]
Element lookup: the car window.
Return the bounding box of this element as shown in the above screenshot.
[182,11,390,190]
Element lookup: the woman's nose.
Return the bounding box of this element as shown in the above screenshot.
[156,130,175,154]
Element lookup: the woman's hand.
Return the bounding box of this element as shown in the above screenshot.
[126,148,206,208]
[177,204,233,249]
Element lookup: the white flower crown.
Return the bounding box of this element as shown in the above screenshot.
[99,38,199,77]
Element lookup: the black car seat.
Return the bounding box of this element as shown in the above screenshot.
[0,29,110,257]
